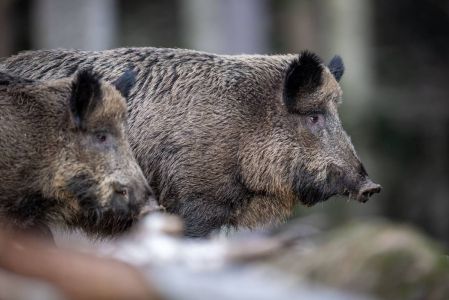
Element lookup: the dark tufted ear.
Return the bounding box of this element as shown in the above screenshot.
[284,51,323,112]
[328,55,345,82]
[69,69,102,129]
[112,69,136,99]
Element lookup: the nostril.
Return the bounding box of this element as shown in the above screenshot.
[356,181,381,203]
[362,190,373,198]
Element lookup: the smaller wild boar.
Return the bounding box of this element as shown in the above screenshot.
[0,70,157,237]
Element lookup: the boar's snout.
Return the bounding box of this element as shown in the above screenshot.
[356,179,381,203]
[111,179,158,213]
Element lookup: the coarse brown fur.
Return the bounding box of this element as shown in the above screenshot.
[1,48,381,237]
[0,70,155,237]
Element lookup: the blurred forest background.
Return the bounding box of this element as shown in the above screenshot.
[0,0,448,245]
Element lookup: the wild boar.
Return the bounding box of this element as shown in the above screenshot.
[0,69,156,237]
[1,48,381,237]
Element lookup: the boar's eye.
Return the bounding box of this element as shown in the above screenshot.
[310,115,320,124]
[95,132,108,143]
[304,113,325,131]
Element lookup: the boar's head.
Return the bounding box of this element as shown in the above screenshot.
[239,52,381,214]
[51,70,156,235]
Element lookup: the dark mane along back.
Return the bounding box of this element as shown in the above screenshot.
[0,72,35,86]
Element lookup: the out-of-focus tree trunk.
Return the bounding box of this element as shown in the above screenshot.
[277,0,373,112]
[321,0,373,113]
[31,0,118,50]
[180,0,269,54]
[0,0,13,57]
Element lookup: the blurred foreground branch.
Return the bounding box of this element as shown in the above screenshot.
[1,214,448,300]
[0,229,160,300]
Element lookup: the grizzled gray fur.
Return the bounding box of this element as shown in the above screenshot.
[0,70,156,237]
[1,48,381,237]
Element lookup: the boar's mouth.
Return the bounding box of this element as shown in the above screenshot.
[81,196,164,236]
[80,200,144,236]
[294,170,381,206]
[66,173,153,235]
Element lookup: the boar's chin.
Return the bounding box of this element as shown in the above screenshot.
[67,174,142,236]
[294,172,341,206]
[79,207,138,236]
[297,187,337,206]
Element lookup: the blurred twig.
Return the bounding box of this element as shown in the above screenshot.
[0,229,161,300]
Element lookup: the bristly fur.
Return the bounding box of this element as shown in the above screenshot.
[70,69,102,129]
[1,47,380,237]
[328,55,345,82]
[7,194,57,228]
[0,72,34,85]
[284,50,323,112]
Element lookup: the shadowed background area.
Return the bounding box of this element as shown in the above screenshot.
[1,0,448,245]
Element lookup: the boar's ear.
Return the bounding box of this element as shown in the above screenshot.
[112,69,136,99]
[284,51,323,111]
[69,69,102,129]
[328,55,345,82]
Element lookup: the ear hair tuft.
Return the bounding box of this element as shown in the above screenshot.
[328,55,345,81]
[284,50,324,112]
[70,69,102,129]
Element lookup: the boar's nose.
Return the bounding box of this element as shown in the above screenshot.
[357,179,381,203]
[113,180,162,215]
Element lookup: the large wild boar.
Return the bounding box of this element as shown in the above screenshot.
[2,48,381,237]
[0,70,157,237]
